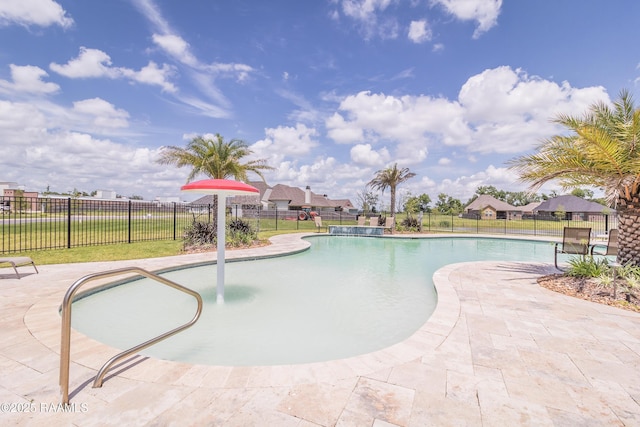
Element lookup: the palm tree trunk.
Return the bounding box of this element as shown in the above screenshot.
[617,195,640,266]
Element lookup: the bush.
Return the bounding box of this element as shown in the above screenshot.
[183,221,217,247]
[183,219,258,249]
[228,219,257,247]
[566,257,610,278]
[401,216,420,231]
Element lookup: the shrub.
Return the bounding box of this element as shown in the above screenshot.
[183,221,217,247]
[183,219,258,249]
[401,216,420,230]
[618,263,640,292]
[566,257,610,278]
[228,219,257,247]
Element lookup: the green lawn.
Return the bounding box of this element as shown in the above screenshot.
[1,213,614,266]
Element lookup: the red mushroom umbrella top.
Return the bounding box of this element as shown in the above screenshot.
[180,179,259,195]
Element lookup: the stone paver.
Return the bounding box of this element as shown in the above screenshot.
[1,233,640,426]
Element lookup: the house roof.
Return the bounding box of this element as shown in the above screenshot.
[534,195,612,214]
[465,195,518,212]
[194,181,353,209]
[520,202,542,212]
[278,185,336,208]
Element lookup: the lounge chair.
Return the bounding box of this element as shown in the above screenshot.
[369,216,379,227]
[591,229,618,257]
[0,257,39,279]
[314,216,327,233]
[357,216,367,226]
[384,217,395,233]
[554,227,591,269]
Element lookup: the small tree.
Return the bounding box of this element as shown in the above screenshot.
[356,187,379,214]
[368,163,416,234]
[509,90,640,265]
[157,134,273,247]
[435,193,463,215]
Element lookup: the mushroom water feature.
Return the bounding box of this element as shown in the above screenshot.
[180,179,259,304]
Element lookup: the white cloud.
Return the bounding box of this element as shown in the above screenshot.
[50,47,119,79]
[135,0,255,117]
[350,143,389,166]
[432,0,502,38]
[152,33,198,67]
[458,66,609,152]
[0,97,182,198]
[326,91,468,163]
[0,0,73,29]
[408,20,431,43]
[121,61,176,93]
[325,67,610,163]
[50,47,177,92]
[326,112,364,143]
[276,89,322,124]
[0,64,59,94]
[251,124,319,166]
[434,165,525,200]
[72,98,130,130]
[438,157,451,165]
[206,63,255,82]
[337,0,398,40]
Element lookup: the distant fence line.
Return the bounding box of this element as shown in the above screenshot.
[0,196,619,254]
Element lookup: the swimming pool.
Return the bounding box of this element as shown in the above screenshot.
[70,236,552,366]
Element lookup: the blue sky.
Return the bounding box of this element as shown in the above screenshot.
[1,0,639,205]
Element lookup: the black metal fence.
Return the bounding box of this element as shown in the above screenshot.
[0,196,619,254]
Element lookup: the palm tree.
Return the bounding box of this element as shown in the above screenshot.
[157,134,273,230]
[509,90,640,266]
[368,163,416,233]
[157,134,273,181]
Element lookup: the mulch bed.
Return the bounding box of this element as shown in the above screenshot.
[181,239,271,254]
[538,274,640,313]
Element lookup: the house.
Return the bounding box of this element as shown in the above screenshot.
[191,182,354,216]
[520,201,542,218]
[1,184,39,212]
[533,195,612,221]
[463,195,521,220]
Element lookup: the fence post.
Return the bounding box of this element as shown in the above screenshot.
[173,202,177,240]
[451,213,454,232]
[257,206,261,233]
[275,207,278,231]
[128,200,132,244]
[67,197,71,249]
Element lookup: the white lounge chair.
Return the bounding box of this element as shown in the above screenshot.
[591,229,618,257]
[314,216,327,233]
[0,257,39,279]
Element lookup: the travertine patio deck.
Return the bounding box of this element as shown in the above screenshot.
[1,233,640,426]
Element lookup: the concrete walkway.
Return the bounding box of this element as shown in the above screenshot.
[1,233,640,426]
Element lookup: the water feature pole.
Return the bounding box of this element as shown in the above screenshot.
[181,179,259,304]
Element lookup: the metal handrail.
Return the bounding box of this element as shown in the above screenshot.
[59,267,203,404]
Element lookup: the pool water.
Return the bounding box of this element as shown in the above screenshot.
[70,236,552,366]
